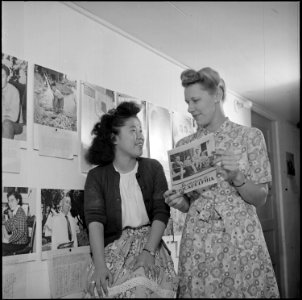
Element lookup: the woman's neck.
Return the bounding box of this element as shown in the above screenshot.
[205,109,227,133]
[113,155,137,173]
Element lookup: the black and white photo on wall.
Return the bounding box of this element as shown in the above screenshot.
[80,81,116,173]
[41,189,89,252]
[34,64,77,131]
[2,187,37,257]
[147,102,172,173]
[286,152,295,176]
[2,53,28,142]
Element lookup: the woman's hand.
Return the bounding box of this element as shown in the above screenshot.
[131,250,157,278]
[213,149,243,183]
[164,189,190,213]
[88,265,113,298]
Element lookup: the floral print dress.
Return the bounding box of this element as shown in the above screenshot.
[176,118,280,298]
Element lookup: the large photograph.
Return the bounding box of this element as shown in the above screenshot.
[34,64,77,131]
[168,133,217,194]
[148,103,172,174]
[2,53,28,141]
[80,81,115,173]
[2,187,37,257]
[41,189,89,252]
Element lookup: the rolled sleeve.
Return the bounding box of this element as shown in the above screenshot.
[84,169,107,227]
[151,160,170,225]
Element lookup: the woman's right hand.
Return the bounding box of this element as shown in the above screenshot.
[88,265,113,298]
[164,189,189,213]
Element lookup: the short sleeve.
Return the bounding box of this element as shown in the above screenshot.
[84,170,107,226]
[246,127,272,184]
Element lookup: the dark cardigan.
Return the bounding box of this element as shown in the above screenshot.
[84,157,170,246]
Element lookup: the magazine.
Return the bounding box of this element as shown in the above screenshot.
[167,133,217,194]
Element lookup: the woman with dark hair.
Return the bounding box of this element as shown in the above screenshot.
[2,191,28,256]
[84,101,177,298]
[164,67,279,298]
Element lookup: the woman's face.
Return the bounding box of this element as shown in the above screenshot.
[8,194,19,211]
[114,117,144,158]
[184,83,216,127]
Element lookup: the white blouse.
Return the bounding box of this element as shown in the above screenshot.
[114,162,150,229]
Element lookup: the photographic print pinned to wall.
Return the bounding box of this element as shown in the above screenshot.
[41,189,89,254]
[33,64,78,158]
[172,111,196,147]
[286,152,295,176]
[2,53,28,145]
[117,93,149,158]
[80,81,116,173]
[147,103,172,178]
[2,186,37,260]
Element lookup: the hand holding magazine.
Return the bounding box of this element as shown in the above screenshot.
[167,134,217,194]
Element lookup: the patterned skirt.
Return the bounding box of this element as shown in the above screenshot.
[85,225,178,298]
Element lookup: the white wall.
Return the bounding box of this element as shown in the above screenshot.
[2,1,254,298]
[278,121,300,298]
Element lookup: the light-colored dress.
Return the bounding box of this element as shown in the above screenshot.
[176,118,280,298]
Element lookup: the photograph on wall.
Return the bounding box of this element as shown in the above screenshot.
[147,102,172,174]
[34,64,77,131]
[2,139,21,173]
[168,133,217,194]
[33,64,78,158]
[41,189,89,252]
[2,53,28,142]
[172,111,196,147]
[286,152,295,176]
[117,93,149,157]
[80,81,115,173]
[2,187,37,257]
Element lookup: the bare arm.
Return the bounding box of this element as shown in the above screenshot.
[88,222,113,297]
[214,150,268,207]
[228,171,268,207]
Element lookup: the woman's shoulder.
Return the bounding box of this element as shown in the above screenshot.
[137,157,161,167]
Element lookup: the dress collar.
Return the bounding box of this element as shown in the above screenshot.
[198,117,230,136]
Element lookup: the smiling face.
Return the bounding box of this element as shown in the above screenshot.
[114,116,144,159]
[8,194,19,211]
[185,82,217,128]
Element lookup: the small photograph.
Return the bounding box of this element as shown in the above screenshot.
[170,141,212,181]
[2,53,28,141]
[34,64,77,131]
[2,187,37,257]
[41,189,89,252]
[80,81,115,172]
[286,152,295,176]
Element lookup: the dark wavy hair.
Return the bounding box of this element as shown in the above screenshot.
[86,101,141,166]
[180,67,226,101]
[7,190,23,205]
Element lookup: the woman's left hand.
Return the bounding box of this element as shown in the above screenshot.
[213,149,242,182]
[130,250,157,278]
